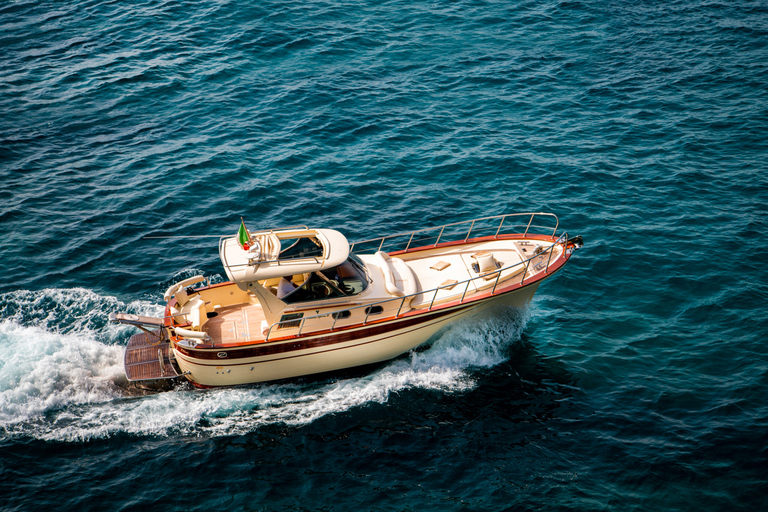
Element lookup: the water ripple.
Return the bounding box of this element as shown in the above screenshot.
[1,0,767,510]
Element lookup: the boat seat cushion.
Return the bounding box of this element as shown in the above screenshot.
[174,287,190,307]
[391,257,417,297]
[472,252,498,273]
[164,275,206,305]
[374,251,417,299]
[188,298,208,329]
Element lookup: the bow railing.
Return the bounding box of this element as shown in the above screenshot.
[264,213,570,341]
[349,212,559,255]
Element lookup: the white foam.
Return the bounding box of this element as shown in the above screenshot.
[0,287,164,341]
[0,321,124,428]
[0,288,527,442]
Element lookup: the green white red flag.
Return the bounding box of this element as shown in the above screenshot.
[237,219,250,250]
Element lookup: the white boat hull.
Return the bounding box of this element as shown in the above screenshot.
[172,281,540,387]
[114,212,582,389]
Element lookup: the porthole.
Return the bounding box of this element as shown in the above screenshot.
[332,310,351,320]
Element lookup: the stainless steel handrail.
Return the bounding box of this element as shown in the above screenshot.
[265,231,570,341]
[349,212,559,254]
[223,255,324,270]
[219,224,312,270]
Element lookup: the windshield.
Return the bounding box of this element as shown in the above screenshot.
[282,257,369,304]
[279,237,324,260]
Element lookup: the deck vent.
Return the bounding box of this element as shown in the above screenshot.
[278,313,304,329]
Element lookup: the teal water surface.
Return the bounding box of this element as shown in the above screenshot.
[1,1,767,510]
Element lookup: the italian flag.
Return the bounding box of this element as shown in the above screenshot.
[237,219,250,250]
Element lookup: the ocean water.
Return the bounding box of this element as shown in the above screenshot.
[1,0,767,510]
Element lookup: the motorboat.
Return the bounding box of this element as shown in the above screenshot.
[111,213,582,388]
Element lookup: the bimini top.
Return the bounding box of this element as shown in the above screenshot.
[219,227,350,283]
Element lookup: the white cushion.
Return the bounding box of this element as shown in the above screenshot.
[475,253,497,273]
[189,299,207,329]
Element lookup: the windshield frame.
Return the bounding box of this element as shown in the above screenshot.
[281,257,370,304]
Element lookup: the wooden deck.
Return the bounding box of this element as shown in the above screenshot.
[124,329,180,381]
[203,304,268,344]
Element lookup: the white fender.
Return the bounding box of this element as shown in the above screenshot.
[245,239,263,262]
[163,283,181,303]
[163,275,206,302]
[174,327,207,339]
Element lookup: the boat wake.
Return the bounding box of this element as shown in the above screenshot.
[0,288,528,442]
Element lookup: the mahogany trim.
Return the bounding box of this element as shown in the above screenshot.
[178,310,462,378]
[174,303,473,361]
[387,233,559,256]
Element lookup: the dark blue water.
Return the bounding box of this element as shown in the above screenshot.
[2,0,767,510]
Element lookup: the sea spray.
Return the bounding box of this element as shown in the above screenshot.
[0,287,165,343]
[0,289,529,441]
[0,321,124,433]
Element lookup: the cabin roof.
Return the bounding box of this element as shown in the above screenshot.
[220,228,350,283]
